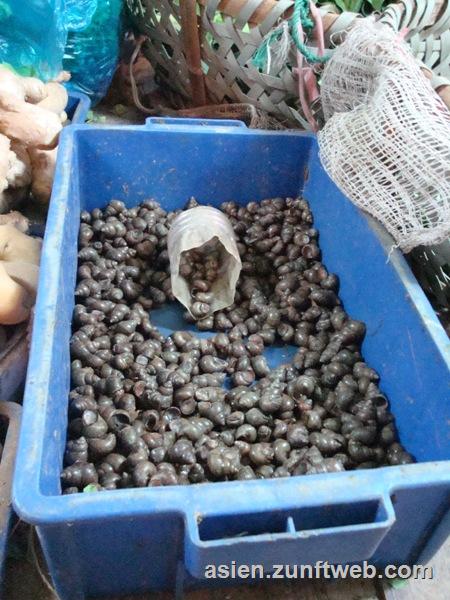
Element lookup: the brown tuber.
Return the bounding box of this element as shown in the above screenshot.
[0,69,70,208]
[0,220,41,324]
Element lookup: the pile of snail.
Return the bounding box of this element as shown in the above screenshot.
[62,197,413,493]
[179,239,222,320]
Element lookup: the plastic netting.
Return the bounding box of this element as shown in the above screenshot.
[318,19,450,252]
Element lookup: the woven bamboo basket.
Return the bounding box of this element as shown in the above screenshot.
[126,0,450,128]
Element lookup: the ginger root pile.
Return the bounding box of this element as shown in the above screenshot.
[0,66,69,210]
[0,213,41,325]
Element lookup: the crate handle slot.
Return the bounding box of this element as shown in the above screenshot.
[183,494,395,579]
[145,117,247,129]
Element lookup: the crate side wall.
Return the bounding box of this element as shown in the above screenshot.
[303,156,450,463]
[37,139,81,496]
[76,129,310,211]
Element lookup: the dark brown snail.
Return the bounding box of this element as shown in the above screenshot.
[62,196,413,494]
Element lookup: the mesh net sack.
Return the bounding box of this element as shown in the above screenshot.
[318,19,450,252]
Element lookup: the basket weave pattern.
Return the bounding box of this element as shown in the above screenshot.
[128,0,192,102]
[127,0,450,128]
[127,0,310,127]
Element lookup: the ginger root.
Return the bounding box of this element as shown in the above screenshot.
[2,261,39,296]
[0,133,9,195]
[37,82,68,116]
[21,77,48,104]
[0,135,32,212]
[0,211,29,232]
[0,224,41,265]
[28,83,68,203]
[29,147,57,204]
[0,262,32,325]
[0,67,48,105]
[7,142,32,189]
[0,69,70,209]
[0,67,62,149]
[0,102,62,149]
[0,219,41,325]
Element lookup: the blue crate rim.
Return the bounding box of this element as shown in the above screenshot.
[13,121,450,528]
[66,91,91,125]
[12,460,449,525]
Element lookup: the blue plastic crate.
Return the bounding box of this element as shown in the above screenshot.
[66,90,91,124]
[0,93,90,400]
[12,118,450,600]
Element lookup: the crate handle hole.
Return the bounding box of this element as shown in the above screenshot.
[198,499,390,542]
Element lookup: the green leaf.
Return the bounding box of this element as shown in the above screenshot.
[333,0,349,11]
[368,0,387,11]
[388,577,410,589]
[86,111,107,124]
[114,103,127,117]
[83,484,99,493]
[316,0,387,13]
[349,0,364,11]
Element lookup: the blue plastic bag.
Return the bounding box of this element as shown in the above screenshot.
[0,0,121,103]
[0,0,68,79]
[64,0,123,104]
[65,0,99,31]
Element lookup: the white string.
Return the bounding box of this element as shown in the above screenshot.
[265,20,292,74]
[29,526,59,599]
[318,19,450,252]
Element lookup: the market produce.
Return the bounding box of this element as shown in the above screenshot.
[0,67,62,148]
[0,224,41,265]
[36,82,69,120]
[0,210,29,232]
[28,147,58,204]
[62,196,413,493]
[0,67,69,209]
[0,134,32,212]
[0,222,42,325]
[0,263,31,325]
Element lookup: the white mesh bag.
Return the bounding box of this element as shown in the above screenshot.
[318,19,450,252]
